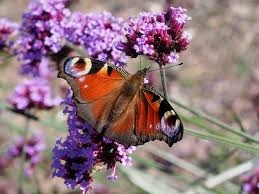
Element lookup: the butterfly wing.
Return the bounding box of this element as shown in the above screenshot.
[102,84,183,147]
[58,56,130,129]
[136,84,183,147]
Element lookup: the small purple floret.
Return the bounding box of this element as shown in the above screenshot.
[14,0,70,76]
[0,134,45,176]
[0,18,18,51]
[241,165,259,194]
[64,11,128,66]
[8,78,61,110]
[118,7,191,65]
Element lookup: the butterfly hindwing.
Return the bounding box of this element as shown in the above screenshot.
[135,84,183,146]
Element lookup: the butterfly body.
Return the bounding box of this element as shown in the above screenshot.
[58,57,183,147]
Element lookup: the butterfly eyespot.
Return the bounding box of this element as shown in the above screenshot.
[64,57,92,78]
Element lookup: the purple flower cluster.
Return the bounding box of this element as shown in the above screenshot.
[0,18,18,51]
[242,165,259,194]
[118,7,191,65]
[52,91,135,193]
[64,11,128,66]
[8,78,61,110]
[0,134,45,177]
[15,0,70,76]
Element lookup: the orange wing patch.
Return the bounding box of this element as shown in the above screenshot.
[75,74,123,102]
[60,57,127,103]
[135,92,161,142]
[144,91,160,111]
[136,99,147,135]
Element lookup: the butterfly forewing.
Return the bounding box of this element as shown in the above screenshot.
[58,57,127,129]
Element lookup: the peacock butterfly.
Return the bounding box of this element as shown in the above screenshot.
[58,56,183,147]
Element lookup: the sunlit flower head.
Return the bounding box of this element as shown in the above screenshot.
[117,7,191,65]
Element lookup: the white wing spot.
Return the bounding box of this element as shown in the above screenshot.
[156,123,160,130]
[174,119,180,129]
[79,77,86,82]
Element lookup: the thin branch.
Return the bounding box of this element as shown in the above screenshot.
[159,65,169,101]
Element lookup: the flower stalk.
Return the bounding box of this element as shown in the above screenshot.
[159,65,169,101]
[18,115,30,194]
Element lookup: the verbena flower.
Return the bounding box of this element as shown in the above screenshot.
[64,11,128,66]
[14,0,70,76]
[52,91,135,193]
[0,134,45,177]
[8,78,61,110]
[117,7,191,65]
[0,18,18,52]
[38,57,56,79]
[241,165,259,194]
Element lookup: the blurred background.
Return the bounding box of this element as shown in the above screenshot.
[0,0,259,193]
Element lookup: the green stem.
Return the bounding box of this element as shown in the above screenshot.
[171,98,259,144]
[159,65,169,101]
[34,173,42,194]
[232,113,246,133]
[185,128,259,155]
[18,116,30,194]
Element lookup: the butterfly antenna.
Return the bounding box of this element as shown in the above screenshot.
[148,62,183,72]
